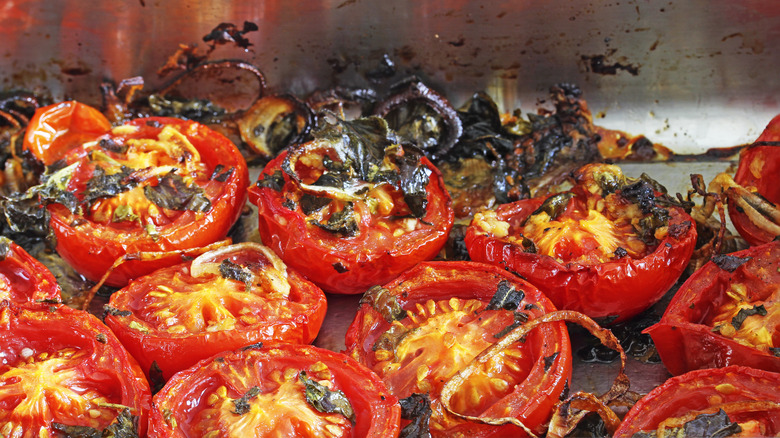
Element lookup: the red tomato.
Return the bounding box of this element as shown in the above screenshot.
[646,239,780,375]
[104,242,328,382]
[613,366,780,437]
[148,343,401,437]
[0,302,151,437]
[729,114,780,246]
[465,163,697,323]
[248,123,453,295]
[344,261,572,437]
[0,237,61,304]
[23,100,112,165]
[28,102,249,287]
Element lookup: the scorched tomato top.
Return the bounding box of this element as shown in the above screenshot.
[248,116,454,295]
[465,163,697,322]
[344,260,572,438]
[104,242,328,382]
[0,237,60,305]
[0,302,151,437]
[148,343,401,437]
[24,101,249,287]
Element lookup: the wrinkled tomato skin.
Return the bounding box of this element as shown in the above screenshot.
[344,261,572,438]
[148,343,401,437]
[0,240,61,304]
[44,114,249,287]
[613,366,780,437]
[646,240,780,375]
[23,100,112,165]
[248,151,453,295]
[104,245,328,381]
[465,195,697,323]
[0,302,151,436]
[730,114,780,246]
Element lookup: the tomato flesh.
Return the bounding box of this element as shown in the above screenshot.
[0,239,61,305]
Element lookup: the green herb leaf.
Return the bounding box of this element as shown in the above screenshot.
[731,304,767,330]
[232,386,261,415]
[361,285,407,322]
[144,173,211,212]
[300,371,355,424]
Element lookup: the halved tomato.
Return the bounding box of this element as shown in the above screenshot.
[344,260,572,437]
[148,343,401,437]
[104,242,328,382]
[0,302,151,437]
[0,237,60,304]
[24,102,249,287]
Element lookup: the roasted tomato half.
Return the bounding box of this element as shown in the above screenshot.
[0,237,61,304]
[465,163,697,323]
[104,242,328,382]
[0,302,151,437]
[646,239,780,375]
[149,343,401,437]
[24,101,249,287]
[344,261,571,438]
[613,365,780,437]
[728,114,780,246]
[248,116,453,294]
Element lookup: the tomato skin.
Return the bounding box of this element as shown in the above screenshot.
[0,239,61,304]
[730,114,780,246]
[148,343,401,437]
[464,174,697,323]
[23,101,112,165]
[646,239,780,376]
[613,365,780,437]
[344,261,572,438]
[0,302,151,437]
[104,243,328,381]
[41,111,249,287]
[248,150,454,295]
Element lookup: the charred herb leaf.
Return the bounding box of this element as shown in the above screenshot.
[396,147,431,218]
[527,192,574,222]
[712,254,752,273]
[147,94,226,121]
[210,164,234,182]
[494,311,529,339]
[310,202,358,236]
[486,280,525,311]
[633,409,740,438]
[544,351,560,372]
[732,304,767,330]
[399,393,432,438]
[144,173,211,212]
[232,386,261,415]
[82,166,135,205]
[300,371,356,424]
[0,236,10,261]
[361,285,407,322]
[52,408,139,438]
[256,170,285,191]
[219,259,254,292]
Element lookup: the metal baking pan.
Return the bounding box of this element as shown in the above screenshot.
[2,0,779,424]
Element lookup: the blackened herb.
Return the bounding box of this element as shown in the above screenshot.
[527,192,574,222]
[770,347,780,357]
[53,408,138,438]
[544,351,560,372]
[232,386,261,415]
[99,137,128,154]
[240,342,264,351]
[361,285,407,322]
[256,170,285,191]
[300,193,332,215]
[712,254,752,273]
[614,247,628,258]
[144,173,211,212]
[300,371,356,424]
[82,166,135,205]
[310,202,358,236]
[399,393,432,438]
[486,280,525,311]
[104,305,132,318]
[210,164,234,182]
[732,304,767,330]
[219,259,254,292]
[332,262,349,273]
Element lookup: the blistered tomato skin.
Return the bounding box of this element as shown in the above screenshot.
[0,302,151,437]
[344,261,572,438]
[25,102,249,287]
[148,343,401,437]
[646,239,780,375]
[0,237,61,304]
[465,163,697,323]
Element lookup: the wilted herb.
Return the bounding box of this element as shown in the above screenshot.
[256,170,285,191]
[52,408,139,438]
[732,304,767,330]
[300,371,355,424]
[712,254,752,273]
[633,409,740,438]
[310,202,358,236]
[144,173,211,212]
[232,386,261,415]
[219,259,254,292]
[361,285,407,322]
[486,280,525,311]
[82,166,135,205]
[399,393,432,438]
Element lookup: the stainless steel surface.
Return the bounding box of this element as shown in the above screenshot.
[2,0,779,153]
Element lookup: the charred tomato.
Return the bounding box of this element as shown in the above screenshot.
[728,114,780,246]
[0,302,151,437]
[613,365,780,437]
[248,116,453,294]
[344,261,572,437]
[646,239,780,375]
[104,242,328,382]
[0,237,60,304]
[24,101,249,287]
[148,343,401,437]
[465,163,697,323]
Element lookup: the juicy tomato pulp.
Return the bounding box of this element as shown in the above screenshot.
[249,140,453,295]
[0,238,61,304]
[149,344,401,437]
[345,261,572,438]
[28,104,249,287]
[0,303,151,437]
[104,243,327,381]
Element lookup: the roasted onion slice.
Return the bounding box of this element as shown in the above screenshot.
[374,78,462,159]
[237,94,313,158]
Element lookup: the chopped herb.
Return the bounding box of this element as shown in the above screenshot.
[219,259,254,292]
[310,202,358,236]
[527,192,574,221]
[300,371,356,424]
[486,280,525,311]
[112,204,139,223]
[104,305,132,318]
[52,408,138,438]
[210,164,235,182]
[232,386,261,415]
[144,173,211,212]
[399,393,432,438]
[82,166,135,205]
[614,247,628,258]
[712,254,752,272]
[256,170,285,191]
[731,304,767,330]
[361,285,407,322]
